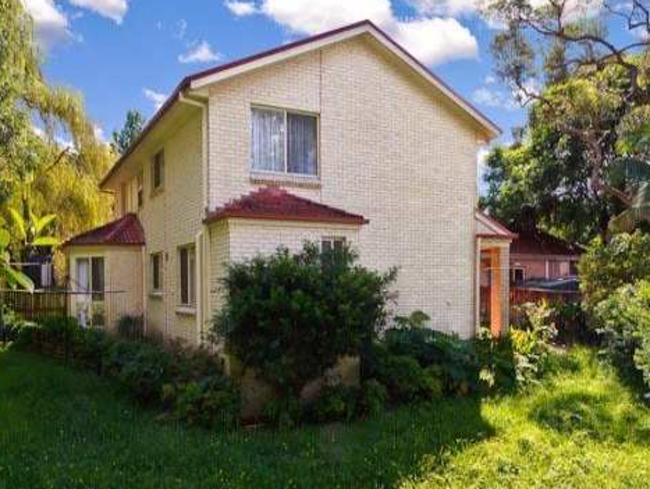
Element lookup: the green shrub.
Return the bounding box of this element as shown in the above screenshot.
[579,232,650,315]
[373,351,442,403]
[508,302,558,387]
[212,242,396,402]
[308,384,359,423]
[262,396,303,428]
[594,280,650,387]
[103,340,173,404]
[116,314,144,340]
[356,379,388,417]
[381,312,480,395]
[162,376,240,429]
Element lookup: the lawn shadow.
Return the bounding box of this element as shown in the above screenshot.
[231,396,495,488]
[529,391,650,445]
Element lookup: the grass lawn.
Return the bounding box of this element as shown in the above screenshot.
[1,347,650,489]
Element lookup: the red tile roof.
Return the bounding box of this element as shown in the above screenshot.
[511,230,581,256]
[475,211,518,240]
[62,213,145,248]
[204,187,368,225]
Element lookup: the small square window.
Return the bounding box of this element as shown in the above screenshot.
[151,253,163,292]
[151,150,164,193]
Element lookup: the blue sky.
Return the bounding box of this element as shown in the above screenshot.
[25,0,532,152]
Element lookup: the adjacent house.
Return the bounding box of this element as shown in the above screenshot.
[62,20,514,344]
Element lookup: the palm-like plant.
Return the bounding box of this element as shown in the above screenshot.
[607,157,650,234]
[9,208,60,251]
[0,228,34,291]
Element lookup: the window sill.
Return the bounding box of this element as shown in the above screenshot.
[250,171,321,189]
[149,291,163,299]
[176,306,196,316]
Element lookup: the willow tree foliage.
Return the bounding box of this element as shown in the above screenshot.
[481,0,650,241]
[0,0,112,250]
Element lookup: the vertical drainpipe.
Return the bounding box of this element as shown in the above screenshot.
[178,91,210,345]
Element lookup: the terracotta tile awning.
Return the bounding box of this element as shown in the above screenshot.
[62,213,145,247]
[475,210,517,240]
[204,187,368,226]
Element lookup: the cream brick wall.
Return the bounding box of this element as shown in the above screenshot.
[127,112,204,345]
[207,36,481,337]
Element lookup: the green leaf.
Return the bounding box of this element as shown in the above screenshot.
[4,267,34,292]
[32,236,60,247]
[34,214,56,234]
[8,208,26,241]
[0,229,9,249]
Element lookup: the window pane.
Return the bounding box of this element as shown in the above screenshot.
[180,248,188,305]
[91,257,105,302]
[287,113,317,175]
[189,248,196,305]
[251,108,285,171]
[152,254,160,291]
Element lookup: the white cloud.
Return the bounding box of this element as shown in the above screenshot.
[471,86,518,110]
[68,0,128,23]
[229,0,478,65]
[391,17,477,65]
[261,0,394,34]
[143,88,167,111]
[21,0,71,48]
[408,0,478,16]
[178,40,222,64]
[225,0,258,16]
[93,124,106,142]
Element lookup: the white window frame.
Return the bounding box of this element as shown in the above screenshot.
[250,105,320,177]
[178,244,196,307]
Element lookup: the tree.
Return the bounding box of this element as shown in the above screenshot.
[111,110,146,155]
[0,228,33,291]
[482,0,650,239]
[0,0,112,255]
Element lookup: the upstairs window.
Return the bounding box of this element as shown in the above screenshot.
[151,150,165,193]
[137,172,144,208]
[251,107,318,176]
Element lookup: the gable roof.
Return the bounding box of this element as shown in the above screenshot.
[475,211,517,240]
[101,20,500,188]
[510,229,581,256]
[62,213,145,248]
[204,187,368,225]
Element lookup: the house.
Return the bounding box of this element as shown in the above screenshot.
[509,228,581,284]
[62,20,514,343]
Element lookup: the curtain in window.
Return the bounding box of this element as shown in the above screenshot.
[251,108,285,171]
[288,113,317,175]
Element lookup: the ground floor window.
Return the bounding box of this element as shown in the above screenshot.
[179,245,196,306]
[321,237,346,252]
[151,252,163,293]
[75,256,105,327]
[510,267,525,284]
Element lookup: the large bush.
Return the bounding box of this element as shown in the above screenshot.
[579,232,650,314]
[593,280,650,388]
[212,243,396,399]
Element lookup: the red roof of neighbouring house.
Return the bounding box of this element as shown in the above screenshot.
[510,229,581,256]
[62,213,145,248]
[204,187,368,225]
